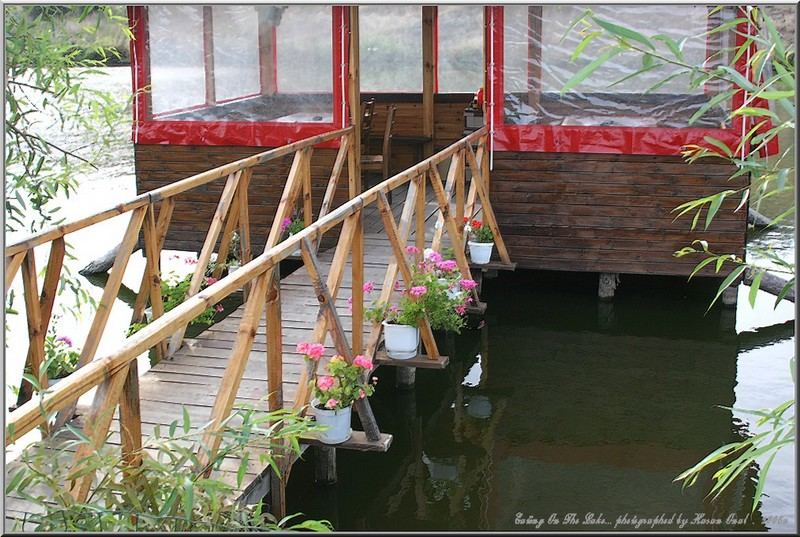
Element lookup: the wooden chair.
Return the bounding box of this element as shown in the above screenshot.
[361,105,396,203]
[360,99,376,154]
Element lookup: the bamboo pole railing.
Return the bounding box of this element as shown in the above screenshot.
[5,125,509,503]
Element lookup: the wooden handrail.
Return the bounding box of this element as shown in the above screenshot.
[7,125,503,502]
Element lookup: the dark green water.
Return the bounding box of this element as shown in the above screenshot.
[285,269,795,532]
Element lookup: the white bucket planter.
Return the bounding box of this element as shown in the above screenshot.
[468,241,494,264]
[228,262,240,273]
[312,402,352,444]
[383,321,419,359]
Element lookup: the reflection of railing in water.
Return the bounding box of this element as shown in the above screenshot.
[5,124,511,508]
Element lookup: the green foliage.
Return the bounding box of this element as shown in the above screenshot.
[310,356,375,411]
[5,404,332,532]
[20,322,81,386]
[566,5,795,512]
[465,218,493,243]
[127,272,222,337]
[364,249,470,333]
[5,6,132,323]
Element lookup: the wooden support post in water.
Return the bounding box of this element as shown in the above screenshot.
[396,367,416,390]
[598,273,620,300]
[314,446,338,484]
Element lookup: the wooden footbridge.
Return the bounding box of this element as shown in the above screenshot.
[4,126,515,527]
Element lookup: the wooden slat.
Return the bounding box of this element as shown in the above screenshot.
[365,180,419,359]
[169,171,241,355]
[237,169,253,299]
[319,133,350,222]
[374,351,449,369]
[198,272,270,470]
[428,164,478,303]
[266,271,283,411]
[4,251,26,293]
[293,213,358,410]
[300,430,392,452]
[299,236,381,442]
[119,359,142,468]
[142,204,167,360]
[21,251,46,393]
[212,188,242,280]
[415,174,426,260]
[375,191,440,360]
[78,207,147,367]
[16,238,65,407]
[68,363,131,502]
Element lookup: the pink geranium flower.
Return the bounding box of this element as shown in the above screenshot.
[317,376,335,391]
[214,304,224,313]
[459,279,478,291]
[409,286,427,298]
[353,355,373,370]
[436,260,458,272]
[455,304,467,315]
[296,342,310,355]
[363,281,375,294]
[306,343,325,360]
[405,245,420,255]
[205,277,218,286]
[280,217,292,233]
[325,398,339,409]
[424,249,443,263]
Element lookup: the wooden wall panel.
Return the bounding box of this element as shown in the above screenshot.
[134,145,347,255]
[491,152,748,277]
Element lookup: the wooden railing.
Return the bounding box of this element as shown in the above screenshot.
[5,125,508,502]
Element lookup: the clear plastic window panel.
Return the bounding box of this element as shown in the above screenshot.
[212,6,260,103]
[438,6,484,93]
[360,6,422,92]
[147,6,333,123]
[148,6,205,116]
[502,5,734,128]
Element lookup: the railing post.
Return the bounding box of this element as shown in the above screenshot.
[415,174,426,261]
[266,270,283,411]
[119,359,142,468]
[238,168,253,300]
[348,132,365,355]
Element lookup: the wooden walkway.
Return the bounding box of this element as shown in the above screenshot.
[4,126,515,530]
[4,187,434,526]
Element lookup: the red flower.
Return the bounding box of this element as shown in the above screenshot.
[470,219,482,230]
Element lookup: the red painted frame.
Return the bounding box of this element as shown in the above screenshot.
[128,6,347,148]
[484,6,750,156]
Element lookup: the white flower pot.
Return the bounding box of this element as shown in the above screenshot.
[468,241,494,264]
[228,263,240,273]
[383,321,419,359]
[312,402,352,444]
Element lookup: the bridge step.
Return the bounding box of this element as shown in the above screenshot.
[300,430,393,452]
[469,260,517,271]
[374,351,449,369]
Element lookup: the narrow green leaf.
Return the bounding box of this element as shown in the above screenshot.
[689,90,735,125]
[709,264,747,311]
[689,256,721,280]
[182,407,191,434]
[592,16,655,50]
[561,46,623,95]
[705,191,731,230]
[748,270,764,307]
[570,31,602,62]
[703,136,733,158]
[652,34,684,61]
[773,277,795,308]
